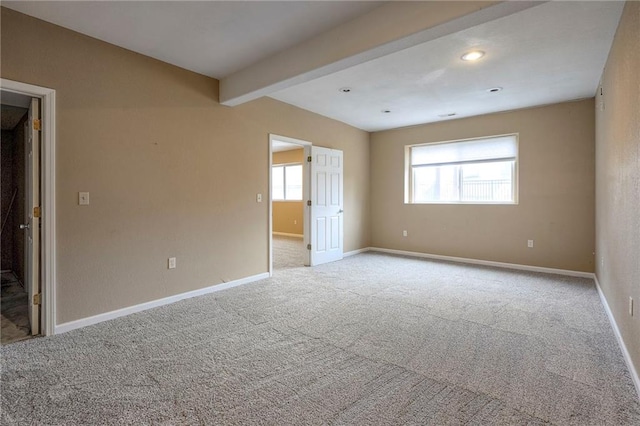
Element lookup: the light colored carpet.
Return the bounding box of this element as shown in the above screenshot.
[273,234,306,270]
[1,253,639,425]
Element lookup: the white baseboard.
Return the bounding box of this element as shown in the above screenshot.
[594,275,640,401]
[54,272,270,335]
[272,232,303,238]
[344,247,371,258]
[368,247,594,278]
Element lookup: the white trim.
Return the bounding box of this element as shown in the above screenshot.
[272,232,303,238]
[368,247,594,278]
[55,272,270,334]
[594,275,640,401]
[344,247,371,258]
[1,79,56,337]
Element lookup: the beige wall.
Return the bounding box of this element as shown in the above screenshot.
[595,2,640,377]
[0,8,370,324]
[371,100,595,272]
[272,149,304,235]
[273,149,304,165]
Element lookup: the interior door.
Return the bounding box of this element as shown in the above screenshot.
[24,98,40,335]
[310,146,343,266]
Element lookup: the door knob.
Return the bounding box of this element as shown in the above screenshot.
[338,209,344,214]
[20,223,30,230]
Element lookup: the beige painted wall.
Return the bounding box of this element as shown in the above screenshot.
[0,8,370,324]
[272,149,304,235]
[371,100,595,272]
[595,2,640,377]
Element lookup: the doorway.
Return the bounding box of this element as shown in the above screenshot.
[0,79,56,338]
[1,97,30,343]
[269,135,311,272]
[268,135,345,274]
[1,92,39,343]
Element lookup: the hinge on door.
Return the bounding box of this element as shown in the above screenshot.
[307,200,311,206]
[33,293,41,305]
[307,156,312,162]
[33,119,41,131]
[33,206,41,218]
[306,244,311,250]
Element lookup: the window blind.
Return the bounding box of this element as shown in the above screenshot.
[411,135,517,166]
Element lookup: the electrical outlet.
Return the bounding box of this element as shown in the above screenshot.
[78,192,90,205]
[294,220,297,225]
[527,240,534,248]
[630,297,634,316]
[168,257,176,269]
[403,230,408,237]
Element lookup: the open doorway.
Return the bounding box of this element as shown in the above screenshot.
[269,135,311,273]
[268,135,345,274]
[1,91,38,344]
[1,79,56,340]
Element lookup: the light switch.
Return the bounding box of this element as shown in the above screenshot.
[79,192,90,205]
[256,193,262,202]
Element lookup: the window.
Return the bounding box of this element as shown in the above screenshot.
[406,134,518,204]
[272,163,303,201]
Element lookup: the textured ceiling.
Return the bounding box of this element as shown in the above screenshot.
[272,140,303,153]
[2,1,624,132]
[270,1,624,131]
[3,1,383,79]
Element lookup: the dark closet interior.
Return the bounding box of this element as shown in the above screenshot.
[1,103,31,344]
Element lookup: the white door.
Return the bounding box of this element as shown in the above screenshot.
[23,98,40,335]
[309,146,343,266]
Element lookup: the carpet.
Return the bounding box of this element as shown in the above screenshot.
[1,252,639,425]
[273,234,306,270]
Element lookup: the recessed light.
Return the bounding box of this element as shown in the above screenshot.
[438,113,457,118]
[381,109,391,113]
[487,87,503,93]
[339,87,352,93]
[461,50,485,61]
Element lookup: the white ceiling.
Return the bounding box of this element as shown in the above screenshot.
[271,1,624,131]
[3,1,382,78]
[272,140,303,153]
[3,1,624,132]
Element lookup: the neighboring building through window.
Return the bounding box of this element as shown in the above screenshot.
[272,163,303,200]
[406,134,518,204]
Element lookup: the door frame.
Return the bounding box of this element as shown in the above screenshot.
[1,78,56,336]
[268,134,311,276]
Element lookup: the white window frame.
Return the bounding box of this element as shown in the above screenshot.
[272,162,303,201]
[405,133,519,205]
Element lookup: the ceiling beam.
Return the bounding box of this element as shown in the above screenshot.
[220,1,545,106]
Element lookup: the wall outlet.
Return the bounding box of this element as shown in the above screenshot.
[294,220,297,225]
[527,239,534,248]
[630,297,634,316]
[78,192,90,205]
[402,230,408,237]
[168,257,176,269]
